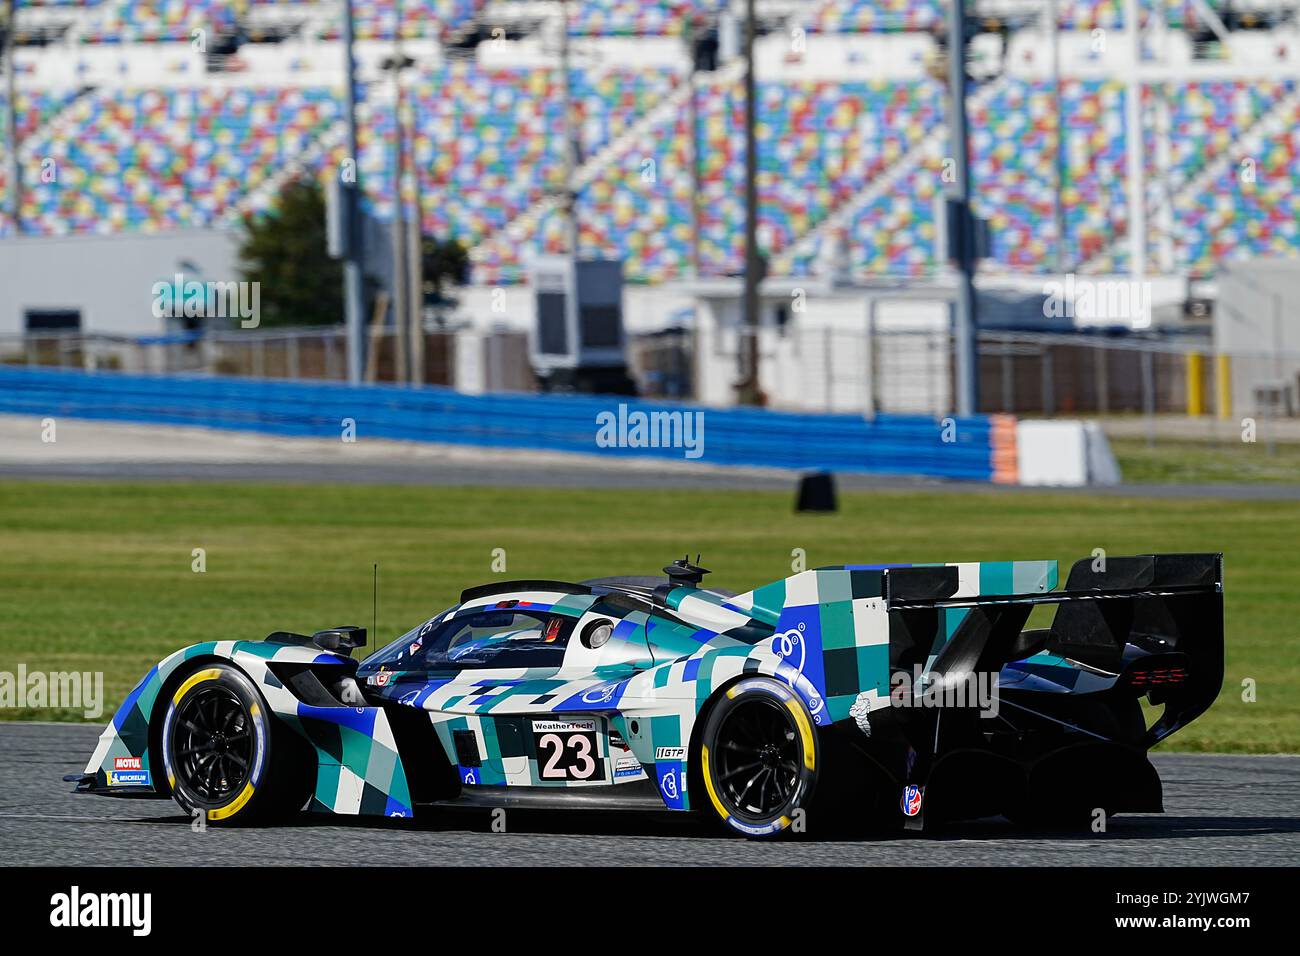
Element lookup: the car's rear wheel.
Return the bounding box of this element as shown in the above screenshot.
[162,663,286,825]
[697,677,818,838]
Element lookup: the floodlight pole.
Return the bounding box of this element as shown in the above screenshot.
[341,0,366,385]
[1122,0,1146,283]
[1048,0,1067,273]
[389,2,409,384]
[406,102,425,387]
[947,0,979,416]
[738,0,762,405]
[4,0,20,233]
[559,0,578,257]
[685,19,701,278]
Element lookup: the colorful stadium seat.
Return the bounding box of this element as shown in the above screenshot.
[307,64,680,277]
[5,16,1298,283]
[1050,0,1232,29]
[18,86,341,233]
[83,1,246,43]
[306,0,483,41]
[969,78,1129,270]
[463,75,945,284]
[1167,88,1300,275]
[561,0,725,37]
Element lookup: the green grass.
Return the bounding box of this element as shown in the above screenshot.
[0,480,1296,753]
[1112,436,1300,484]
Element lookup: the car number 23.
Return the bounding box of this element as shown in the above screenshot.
[531,719,605,781]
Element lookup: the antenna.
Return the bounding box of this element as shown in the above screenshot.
[372,563,378,645]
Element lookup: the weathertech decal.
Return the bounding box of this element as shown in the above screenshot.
[531,718,597,733]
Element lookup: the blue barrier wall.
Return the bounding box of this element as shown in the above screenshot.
[0,367,997,480]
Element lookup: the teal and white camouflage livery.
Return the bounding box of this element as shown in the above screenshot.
[79,638,414,819]
[73,553,1224,837]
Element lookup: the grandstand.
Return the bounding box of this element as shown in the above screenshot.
[2,1,1299,300]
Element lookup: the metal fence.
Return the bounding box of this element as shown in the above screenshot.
[6,326,1299,431]
[648,324,1300,427]
[0,328,456,386]
[977,331,1201,418]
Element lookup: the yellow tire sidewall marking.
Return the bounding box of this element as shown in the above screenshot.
[700,745,731,823]
[172,668,224,706]
[208,781,256,822]
[785,698,816,771]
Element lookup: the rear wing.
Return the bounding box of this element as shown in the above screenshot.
[882,553,1224,744]
[883,553,1223,611]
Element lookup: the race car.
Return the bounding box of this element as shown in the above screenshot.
[70,552,1224,837]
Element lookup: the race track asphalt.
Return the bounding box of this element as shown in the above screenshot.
[4,413,1300,498]
[9,459,1300,499]
[6,723,1298,866]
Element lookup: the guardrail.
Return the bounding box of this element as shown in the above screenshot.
[0,366,1004,481]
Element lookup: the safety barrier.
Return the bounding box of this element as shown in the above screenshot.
[0,366,1003,481]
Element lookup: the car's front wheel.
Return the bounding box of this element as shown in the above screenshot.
[161,662,288,825]
[697,677,818,838]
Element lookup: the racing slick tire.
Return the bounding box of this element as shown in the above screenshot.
[160,662,308,826]
[696,676,818,839]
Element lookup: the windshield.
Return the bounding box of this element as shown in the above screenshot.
[363,609,576,673]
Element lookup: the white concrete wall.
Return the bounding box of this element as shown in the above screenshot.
[0,229,242,335]
[755,32,937,80]
[1215,258,1300,415]
[17,25,1299,90]
[12,39,445,87]
[1016,420,1121,486]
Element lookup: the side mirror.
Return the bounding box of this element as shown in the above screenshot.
[311,626,367,655]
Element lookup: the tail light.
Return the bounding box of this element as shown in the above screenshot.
[1122,655,1190,695]
[1126,667,1187,689]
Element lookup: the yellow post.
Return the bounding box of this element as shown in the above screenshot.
[1186,352,1204,417]
[1216,353,1232,420]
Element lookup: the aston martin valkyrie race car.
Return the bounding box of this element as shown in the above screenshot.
[71,552,1224,838]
